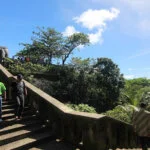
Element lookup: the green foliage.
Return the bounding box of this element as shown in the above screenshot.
[8,63,27,74]
[31,78,54,95]
[7,62,47,77]
[3,57,14,63]
[61,33,89,65]
[48,66,78,102]
[47,58,125,113]
[9,54,124,114]
[120,78,150,106]
[103,105,134,124]
[88,58,125,112]
[67,103,97,113]
[19,27,89,65]
[139,91,150,105]
[14,57,124,113]
[147,105,150,111]
[13,26,124,113]
[26,75,34,82]
[69,57,94,71]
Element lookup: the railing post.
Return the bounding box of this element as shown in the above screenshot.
[61,114,82,145]
[82,120,108,150]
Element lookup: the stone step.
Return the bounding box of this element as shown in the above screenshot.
[2,100,29,106]
[116,148,142,150]
[2,100,16,105]
[0,114,37,127]
[0,123,48,146]
[2,103,16,109]
[2,107,30,115]
[2,108,15,114]
[0,118,42,135]
[0,130,53,150]
[2,109,34,120]
[2,103,29,110]
[28,140,77,150]
[2,113,15,120]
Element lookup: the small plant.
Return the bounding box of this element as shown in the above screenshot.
[103,105,134,124]
[4,57,14,63]
[66,103,97,113]
[147,105,150,111]
[7,62,47,75]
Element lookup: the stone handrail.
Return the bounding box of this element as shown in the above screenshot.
[0,64,139,150]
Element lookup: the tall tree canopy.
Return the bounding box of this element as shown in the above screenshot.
[88,58,125,111]
[61,33,89,65]
[17,27,89,65]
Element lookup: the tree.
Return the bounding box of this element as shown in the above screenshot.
[89,58,125,112]
[61,33,89,65]
[122,78,150,106]
[19,27,89,65]
[17,44,37,58]
[69,57,94,71]
[31,27,63,64]
[140,90,150,106]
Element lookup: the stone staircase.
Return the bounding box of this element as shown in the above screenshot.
[0,100,148,150]
[0,100,78,150]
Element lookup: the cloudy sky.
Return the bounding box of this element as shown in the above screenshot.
[0,0,150,79]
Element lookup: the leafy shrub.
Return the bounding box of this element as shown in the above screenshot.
[103,105,134,124]
[30,78,54,96]
[66,103,97,113]
[4,57,14,63]
[8,64,27,74]
[140,91,150,106]
[147,105,150,111]
[7,62,47,76]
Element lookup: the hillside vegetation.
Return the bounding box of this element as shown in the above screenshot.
[4,27,149,124]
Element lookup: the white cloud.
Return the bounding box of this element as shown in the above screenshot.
[125,67,150,79]
[128,68,150,71]
[128,68,136,71]
[73,8,120,30]
[88,28,104,44]
[63,26,78,36]
[124,73,150,79]
[124,75,135,79]
[63,8,120,45]
[87,0,150,37]
[63,26,85,50]
[72,8,119,45]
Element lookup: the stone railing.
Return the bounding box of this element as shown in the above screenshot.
[0,64,139,150]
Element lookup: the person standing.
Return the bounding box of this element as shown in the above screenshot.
[15,74,27,120]
[0,81,6,122]
[133,102,150,150]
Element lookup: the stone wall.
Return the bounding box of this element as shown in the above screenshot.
[0,46,9,63]
[0,64,139,150]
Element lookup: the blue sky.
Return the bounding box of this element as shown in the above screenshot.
[0,0,150,79]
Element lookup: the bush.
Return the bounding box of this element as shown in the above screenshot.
[7,62,47,77]
[103,105,134,124]
[66,103,97,113]
[147,105,150,111]
[4,57,14,63]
